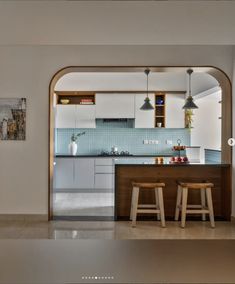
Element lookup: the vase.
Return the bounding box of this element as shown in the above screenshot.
[69,141,78,156]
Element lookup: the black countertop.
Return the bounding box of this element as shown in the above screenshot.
[55,154,173,158]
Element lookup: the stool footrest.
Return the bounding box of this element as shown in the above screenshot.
[186,209,209,214]
[177,204,205,209]
[137,209,160,214]
[138,204,157,208]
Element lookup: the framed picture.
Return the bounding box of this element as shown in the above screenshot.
[0,98,26,141]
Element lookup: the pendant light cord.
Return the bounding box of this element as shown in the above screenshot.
[187,69,193,97]
[145,69,150,98]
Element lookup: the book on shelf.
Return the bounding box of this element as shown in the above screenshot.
[79,102,94,105]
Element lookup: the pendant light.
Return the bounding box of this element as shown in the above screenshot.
[140,69,154,110]
[183,69,198,109]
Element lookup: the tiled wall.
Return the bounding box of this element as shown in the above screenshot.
[205,149,221,163]
[56,120,190,155]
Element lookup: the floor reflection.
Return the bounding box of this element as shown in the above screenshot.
[0,221,235,240]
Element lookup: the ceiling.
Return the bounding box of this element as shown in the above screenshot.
[55,72,219,95]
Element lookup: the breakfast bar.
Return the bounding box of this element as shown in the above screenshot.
[114,158,231,221]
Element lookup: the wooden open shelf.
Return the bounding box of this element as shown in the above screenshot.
[55,91,96,105]
[155,93,166,128]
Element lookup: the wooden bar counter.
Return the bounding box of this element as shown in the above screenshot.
[115,158,231,221]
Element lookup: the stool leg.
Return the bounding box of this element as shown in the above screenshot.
[181,187,188,228]
[200,188,206,221]
[157,187,166,228]
[206,188,215,228]
[131,187,139,227]
[175,185,182,221]
[154,188,160,221]
[130,188,134,221]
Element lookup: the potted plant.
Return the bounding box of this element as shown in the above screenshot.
[185,109,194,131]
[69,131,86,155]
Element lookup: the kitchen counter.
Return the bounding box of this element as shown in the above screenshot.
[115,161,231,221]
[114,158,230,167]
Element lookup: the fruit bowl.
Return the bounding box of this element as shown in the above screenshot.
[173,145,186,151]
[170,157,189,164]
[60,99,70,104]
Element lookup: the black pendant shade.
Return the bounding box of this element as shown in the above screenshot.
[183,69,198,110]
[140,69,154,110]
[182,95,198,109]
[140,96,154,110]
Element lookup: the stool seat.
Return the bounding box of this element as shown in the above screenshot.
[130,181,166,227]
[132,182,165,188]
[175,181,215,228]
[177,181,214,189]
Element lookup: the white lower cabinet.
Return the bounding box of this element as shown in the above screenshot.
[54,157,115,191]
[54,158,95,189]
[54,158,74,189]
[94,158,114,190]
[95,174,114,189]
[74,158,95,189]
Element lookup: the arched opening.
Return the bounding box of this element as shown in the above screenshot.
[48,66,232,221]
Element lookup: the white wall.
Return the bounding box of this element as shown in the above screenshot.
[191,90,222,161]
[0,45,233,215]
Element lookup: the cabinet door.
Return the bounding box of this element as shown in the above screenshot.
[135,93,155,128]
[54,158,74,189]
[95,166,114,174]
[74,158,95,189]
[165,93,185,128]
[95,174,114,189]
[76,105,96,128]
[95,158,113,166]
[56,105,76,128]
[96,93,135,118]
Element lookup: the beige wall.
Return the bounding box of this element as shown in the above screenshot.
[232,48,235,217]
[0,0,234,217]
[0,1,235,45]
[0,45,233,215]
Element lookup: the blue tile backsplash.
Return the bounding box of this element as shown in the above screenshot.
[205,149,221,163]
[56,120,190,155]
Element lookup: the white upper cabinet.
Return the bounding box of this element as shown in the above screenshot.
[96,93,135,118]
[134,93,155,128]
[76,105,96,128]
[165,93,185,128]
[56,105,96,128]
[56,105,76,128]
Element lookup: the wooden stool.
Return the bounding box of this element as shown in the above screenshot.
[175,181,215,228]
[130,182,166,227]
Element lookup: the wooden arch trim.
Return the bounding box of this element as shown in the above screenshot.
[48,66,232,220]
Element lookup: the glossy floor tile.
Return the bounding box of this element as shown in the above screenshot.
[0,220,235,239]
